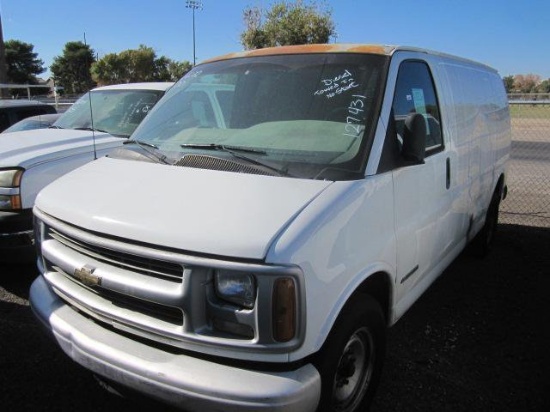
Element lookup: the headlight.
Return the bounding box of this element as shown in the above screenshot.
[0,169,23,210]
[0,169,23,187]
[214,270,256,309]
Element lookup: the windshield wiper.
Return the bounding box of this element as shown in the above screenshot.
[180,143,266,154]
[180,143,292,177]
[124,139,160,149]
[74,126,114,134]
[123,139,170,164]
[48,125,64,129]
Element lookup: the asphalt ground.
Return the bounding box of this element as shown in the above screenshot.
[1,222,549,411]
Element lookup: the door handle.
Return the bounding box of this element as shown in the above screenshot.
[446,157,451,189]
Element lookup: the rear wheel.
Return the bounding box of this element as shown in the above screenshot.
[314,294,386,412]
[471,189,501,257]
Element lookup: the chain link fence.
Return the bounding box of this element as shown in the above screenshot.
[500,100,550,228]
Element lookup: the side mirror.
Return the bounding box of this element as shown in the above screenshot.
[402,113,426,164]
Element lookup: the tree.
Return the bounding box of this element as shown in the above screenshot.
[4,39,46,84]
[120,45,157,82]
[536,79,550,93]
[502,75,515,94]
[91,45,191,85]
[88,52,128,85]
[50,41,95,94]
[241,0,335,50]
[167,60,192,81]
[0,15,9,98]
[512,73,541,93]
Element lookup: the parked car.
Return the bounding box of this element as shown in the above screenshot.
[30,44,511,411]
[0,82,173,261]
[0,99,57,132]
[2,113,62,133]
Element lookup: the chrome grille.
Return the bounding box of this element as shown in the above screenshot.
[94,287,184,326]
[49,227,183,282]
[51,265,184,327]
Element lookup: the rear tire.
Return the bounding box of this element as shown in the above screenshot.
[314,294,386,412]
[471,189,501,257]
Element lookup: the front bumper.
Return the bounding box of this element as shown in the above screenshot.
[30,276,321,411]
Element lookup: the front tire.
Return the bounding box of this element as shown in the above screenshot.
[314,294,386,412]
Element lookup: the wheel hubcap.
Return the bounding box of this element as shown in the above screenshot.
[333,327,375,411]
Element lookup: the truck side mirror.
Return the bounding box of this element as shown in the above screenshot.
[402,113,426,164]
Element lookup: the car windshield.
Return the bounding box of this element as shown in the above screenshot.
[131,53,388,180]
[2,115,60,133]
[54,89,165,137]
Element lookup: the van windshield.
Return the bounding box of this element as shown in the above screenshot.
[131,53,388,180]
[55,89,165,137]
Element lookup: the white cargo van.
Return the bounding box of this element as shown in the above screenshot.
[30,44,510,412]
[0,82,172,261]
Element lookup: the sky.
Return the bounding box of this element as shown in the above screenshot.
[0,0,548,80]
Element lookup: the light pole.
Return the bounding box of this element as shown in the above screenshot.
[0,13,9,98]
[186,0,203,66]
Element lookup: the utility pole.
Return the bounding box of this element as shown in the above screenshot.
[185,0,203,65]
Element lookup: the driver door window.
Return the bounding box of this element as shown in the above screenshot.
[393,61,443,154]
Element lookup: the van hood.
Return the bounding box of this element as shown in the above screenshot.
[0,128,122,169]
[36,157,332,260]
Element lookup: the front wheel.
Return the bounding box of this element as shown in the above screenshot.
[314,294,386,412]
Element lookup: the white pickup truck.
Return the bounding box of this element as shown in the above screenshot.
[0,82,172,261]
[30,44,510,411]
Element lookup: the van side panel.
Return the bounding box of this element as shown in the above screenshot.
[437,61,510,235]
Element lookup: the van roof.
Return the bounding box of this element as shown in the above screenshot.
[201,43,497,72]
